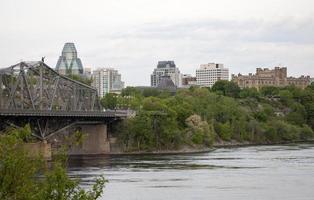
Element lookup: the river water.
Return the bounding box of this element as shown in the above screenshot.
[68,143,314,200]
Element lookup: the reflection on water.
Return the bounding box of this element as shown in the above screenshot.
[68,143,314,200]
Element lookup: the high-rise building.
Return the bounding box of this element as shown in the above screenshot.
[92,68,125,97]
[56,43,84,75]
[151,61,182,87]
[196,63,229,87]
[232,67,311,89]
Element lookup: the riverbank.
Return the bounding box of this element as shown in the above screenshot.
[103,139,314,156]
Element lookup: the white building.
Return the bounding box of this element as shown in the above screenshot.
[151,61,182,87]
[92,68,125,97]
[196,63,229,87]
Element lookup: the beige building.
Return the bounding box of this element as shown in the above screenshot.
[196,63,229,87]
[232,67,311,89]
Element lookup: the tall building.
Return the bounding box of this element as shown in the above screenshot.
[92,68,125,97]
[232,67,311,89]
[196,63,229,87]
[151,61,182,87]
[55,42,84,75]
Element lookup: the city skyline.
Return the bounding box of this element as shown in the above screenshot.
[0,0,314,86]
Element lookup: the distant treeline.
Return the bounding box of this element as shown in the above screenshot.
[101,81,314,151]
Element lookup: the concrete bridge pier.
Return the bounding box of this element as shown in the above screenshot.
[23,141,52,160]
[69,124,110,155]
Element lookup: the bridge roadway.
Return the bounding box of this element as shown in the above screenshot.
[0,109,128,118]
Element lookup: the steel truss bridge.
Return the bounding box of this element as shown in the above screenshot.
[0,61,127,140]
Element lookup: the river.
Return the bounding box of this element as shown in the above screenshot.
[68,143,314,200]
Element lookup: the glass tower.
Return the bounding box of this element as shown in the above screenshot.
[55,43,84,75]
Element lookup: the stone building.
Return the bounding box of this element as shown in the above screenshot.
[232,67,311,89]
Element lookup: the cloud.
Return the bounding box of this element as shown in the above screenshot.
[1,16,314,86]
[87,17,313,85]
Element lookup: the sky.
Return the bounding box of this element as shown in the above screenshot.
[0,0,314,86]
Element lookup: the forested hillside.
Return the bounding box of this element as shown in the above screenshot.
[102,81,314,151]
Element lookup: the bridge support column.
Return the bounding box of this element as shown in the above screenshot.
[23,141,52,160]
[69,124,110,155]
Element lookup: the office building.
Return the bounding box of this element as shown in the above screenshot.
[196,63,229,87]
[151,61,182,87]
[92,68,125,97]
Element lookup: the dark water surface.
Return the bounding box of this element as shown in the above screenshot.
[68,143,314,200]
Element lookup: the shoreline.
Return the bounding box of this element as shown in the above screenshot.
[68,140,314,157]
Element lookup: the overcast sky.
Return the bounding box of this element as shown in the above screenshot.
[0,0,313,86]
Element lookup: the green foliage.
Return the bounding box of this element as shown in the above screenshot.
[212,80,240,98]
[214,122,232,141]
[142,88,161,97]
[101,93,118,109]
[285,103,306,126]
[260,86,280,97]
[185,115,214,146]
[239,88,260,98]
[113,82,314,151]
[0,125,106,200]
[299,125,314,140]
[67,74,92,86]
[279,90,293,105]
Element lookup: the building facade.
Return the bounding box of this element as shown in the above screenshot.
[181,74,197,88]
[151,61,182,87]
[92,68,125,97]
[232,67,311,89]
[56,43,84,75]
[196,63,229,87]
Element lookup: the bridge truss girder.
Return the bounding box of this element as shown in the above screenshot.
[0,61,101,111]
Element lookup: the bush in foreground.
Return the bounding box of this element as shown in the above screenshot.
[0,125,106,200]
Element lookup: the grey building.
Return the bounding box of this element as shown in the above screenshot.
[55,43,84,75]
[151,61,182,87]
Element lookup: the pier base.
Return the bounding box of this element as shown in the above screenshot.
[69,124,110,155]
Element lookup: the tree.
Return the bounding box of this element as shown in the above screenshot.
[185,114,214,146]
[279,90,293,105]
[214,121,232,141]
[67,74,92,86]
[239,88,260,98]
[0,125,106,200]
[121,87,141,97]
[260,86,279,97]
[285,103,306,126]
[212,80,240,98]
[101,93,118,109]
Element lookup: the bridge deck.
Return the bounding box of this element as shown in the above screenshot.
[0,109,128,118]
